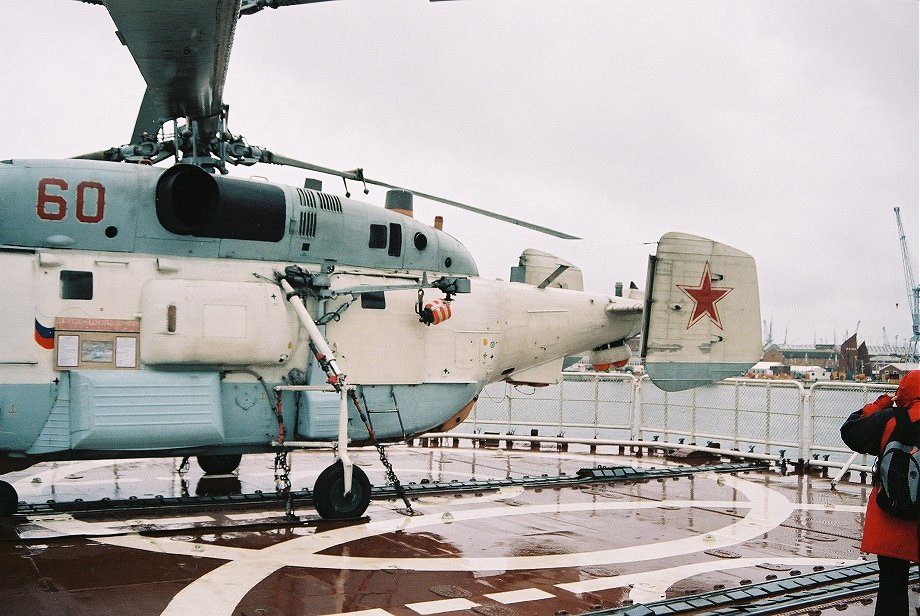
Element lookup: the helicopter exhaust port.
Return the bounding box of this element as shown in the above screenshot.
[385,189,413,218]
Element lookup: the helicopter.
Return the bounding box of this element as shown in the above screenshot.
[0,0,762,519]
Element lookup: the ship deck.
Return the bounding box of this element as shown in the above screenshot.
[0,441,904,616]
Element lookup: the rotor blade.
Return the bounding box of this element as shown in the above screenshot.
[240,0,338,16]
[263,152,581,240]
[130,88,166,145]
[105,0,239,121]
[365,178,581,240]
[72,150,112,161]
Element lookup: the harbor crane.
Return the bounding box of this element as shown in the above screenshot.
[894,207,920,362]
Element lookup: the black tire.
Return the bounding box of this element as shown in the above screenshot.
[313,460,371,520]
[0,480,18,517]
[196,454,243,475]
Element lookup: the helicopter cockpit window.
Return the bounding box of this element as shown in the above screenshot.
[60,270,93,300]
[388,223,402,257]
[369,224,387,249]
[360,291,386,310]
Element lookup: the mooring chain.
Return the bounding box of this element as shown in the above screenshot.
[375,441,413,515]
[177,457,191,497]
[272,268,414,515]
[348,390,414,515]
[274,450,295,517]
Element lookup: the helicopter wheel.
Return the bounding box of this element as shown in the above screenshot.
[0,480,18,517]
[312,460,371,520]
[196,454,243,475]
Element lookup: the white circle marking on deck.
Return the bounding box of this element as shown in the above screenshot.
[21,456,832,616]
[148,472,792,616]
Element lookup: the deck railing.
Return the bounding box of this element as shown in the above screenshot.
[456,373,896,477]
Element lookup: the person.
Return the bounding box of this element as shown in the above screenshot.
[841,369,920,615]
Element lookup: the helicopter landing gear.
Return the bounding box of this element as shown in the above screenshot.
[196,454,242,475]
[0,480,18,517]
[312,460,371,520]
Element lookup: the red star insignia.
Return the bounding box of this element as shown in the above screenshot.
[676,261,733,330]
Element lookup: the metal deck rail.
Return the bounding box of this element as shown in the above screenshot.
[14,460,767,518]
[466,374,897,480]
[595,561,910,615]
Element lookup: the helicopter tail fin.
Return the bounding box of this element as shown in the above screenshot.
[641,232,761,392]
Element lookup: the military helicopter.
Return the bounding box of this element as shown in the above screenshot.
[0,0,762,519]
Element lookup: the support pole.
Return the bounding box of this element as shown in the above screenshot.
[338,384,353,492]
[280,278,344,387]
[830,451,860,490]
[280,278,352,495]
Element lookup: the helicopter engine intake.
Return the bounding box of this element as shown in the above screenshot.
[156,165,286,242]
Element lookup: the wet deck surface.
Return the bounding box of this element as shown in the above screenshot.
[0,443,905,615]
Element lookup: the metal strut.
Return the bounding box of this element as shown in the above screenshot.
[279,276,414,515]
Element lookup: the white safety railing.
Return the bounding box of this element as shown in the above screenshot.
[462,373,896,477]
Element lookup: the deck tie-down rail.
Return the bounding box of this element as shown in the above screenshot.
[14,460,766,517]
[592,561,907,616]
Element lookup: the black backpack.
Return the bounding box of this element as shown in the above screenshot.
[874,407,920,519]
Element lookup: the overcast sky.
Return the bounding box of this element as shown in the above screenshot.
[2,0,917,348]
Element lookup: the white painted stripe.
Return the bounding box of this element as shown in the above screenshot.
[161,557,284,616]
[484,588,555,604]
[114,516,215,527]
[98,534,253,561]
[223,512,290,521]
[406,598,478,614]
[34,516,253,559]
[26,515,131,538]
[320,610,396,616]
[794,503,866,513]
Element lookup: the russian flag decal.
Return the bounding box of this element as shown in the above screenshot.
[34,318,55,349]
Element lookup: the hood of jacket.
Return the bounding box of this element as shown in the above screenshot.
[896,370,920,407]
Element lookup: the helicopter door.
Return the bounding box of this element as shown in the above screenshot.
[0,252,38,367]
[327,287,421,384]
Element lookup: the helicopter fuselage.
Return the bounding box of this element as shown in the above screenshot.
[0,159,640,469]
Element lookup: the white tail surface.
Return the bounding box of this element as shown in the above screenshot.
[641,232,761,391]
